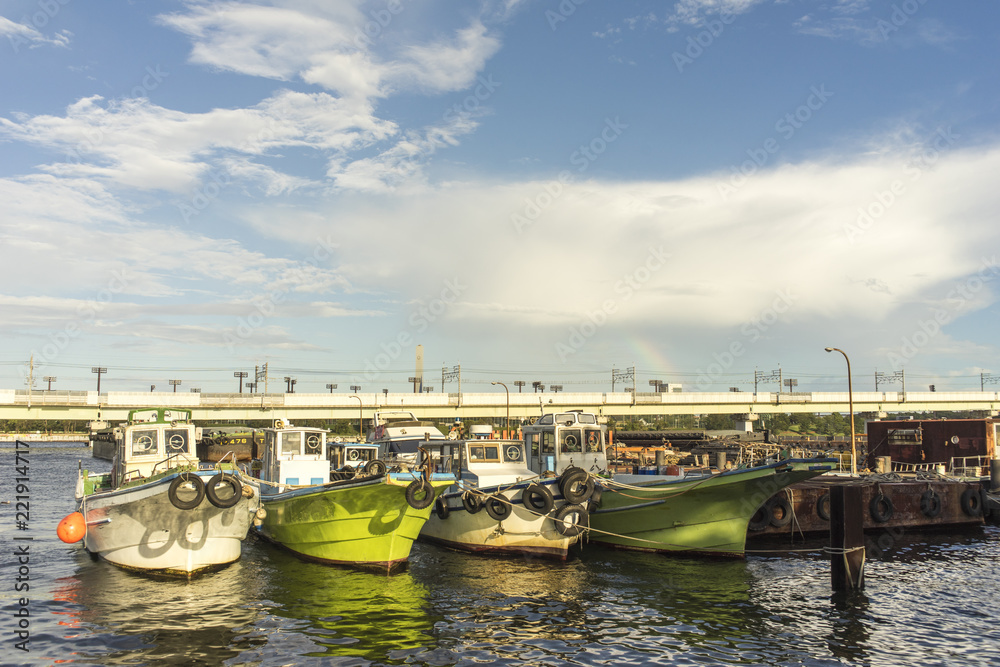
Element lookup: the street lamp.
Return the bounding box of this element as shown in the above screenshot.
[169,379,181,392]
[513,380,525,393]
[91,367,107,393]
[43,376,56,390]
[326,383,337,393]
[492,381,509,432]
[825,347,857,476]
[349,395,363,440]
[234,371,248,393]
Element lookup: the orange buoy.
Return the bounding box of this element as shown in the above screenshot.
[57,512,86,543]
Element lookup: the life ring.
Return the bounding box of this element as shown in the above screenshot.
[434,496,450,520]
[522,483,555,514]
[363,459,387,476]
[919,490,942,518]
[205,472,242,509]
[768,496,793,528]
[816,493,831,521]
[870,493,894,523]
[559,468,594,504]
[485,495,512,521]
[748,505,769,531]
[462,491,483,514]
[960,488,982,517]
[405,479,434,510]
[168,473,205,510]
[552,503,589,537]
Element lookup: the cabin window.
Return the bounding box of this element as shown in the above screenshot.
[584,429,603,452]
[304,433,323,455]
[537,414,553,425]
[577,413,597,424]
[130,429,158,456]
[527,433,540,459]
[469,444,500,461]
[164,429,190,455]
[560,429,582,454]
[281,431,302,456]
[541,431,555,454]
[504,443,523,462]
[888,429,921,444]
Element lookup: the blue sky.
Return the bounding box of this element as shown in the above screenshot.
[2,0,999,395]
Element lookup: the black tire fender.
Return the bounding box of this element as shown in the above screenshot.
[364,459,387,476]
[920,490,942,518]
[205,473,242,509]
[462,491,483,514]
[748,504,770,531]
[484,495,512,521]
[560,468,594,504]
[816,493,831,521]
[870,493,894,523]
[168,473,205,510]
[434,495,450,520]
[768,496,793,528]
[960,488,982,517]
[522,483,555,514]
[405,479,434,510]
[552,503,589,537]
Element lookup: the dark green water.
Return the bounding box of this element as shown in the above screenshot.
[3,442,999,666]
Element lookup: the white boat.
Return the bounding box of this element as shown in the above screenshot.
[376,417,594,560]
[60,408,260,576]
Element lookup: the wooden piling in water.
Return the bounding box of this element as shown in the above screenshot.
[830,484,865,591]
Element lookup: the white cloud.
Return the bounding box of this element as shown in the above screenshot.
[0,15,71,51]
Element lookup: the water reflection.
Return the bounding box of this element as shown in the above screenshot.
[242,538,437,664]
[51,550,264,665]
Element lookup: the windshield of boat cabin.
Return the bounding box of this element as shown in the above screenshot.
[281,431,301,456]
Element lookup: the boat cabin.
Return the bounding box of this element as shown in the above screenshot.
[367,410,450,461]
[257,421,330,493]
[866,418,999,477]
[98,408,200,483]
[414,424,534,489]
[330,439,382,471]
[520,411,609,476]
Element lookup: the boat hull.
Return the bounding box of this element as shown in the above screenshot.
[79,471,258,576]
[254,475,450,573]
[589,459,836,557]
[420,479,581,560]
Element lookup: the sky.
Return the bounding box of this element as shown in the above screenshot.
[2,0,999,396]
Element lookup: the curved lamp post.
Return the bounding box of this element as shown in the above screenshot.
[825,347,857,476]
[349,395,363,440]
[491,381,509,435]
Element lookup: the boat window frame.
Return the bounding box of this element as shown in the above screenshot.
[130,428,159,457]
[281,431,302,457]
[164,428,190,455]
[560,428,583,454]
[468,443,501,462]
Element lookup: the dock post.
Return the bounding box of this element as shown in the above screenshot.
[716,452,726,470]
[655,449,665,471]
[991,459,1000,493]
[830,484,865,591]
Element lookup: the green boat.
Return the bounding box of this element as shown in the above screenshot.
[519,411,836,557]
[251,421,452,573]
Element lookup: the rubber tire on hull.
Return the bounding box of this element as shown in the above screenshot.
[434,496,450,520]
[768,496,793,528]
[559,468,594,504]
[205,473,242,509]
[522,483,554,514]
[748,505,770,531]
[816,493,831,521]
[484,495,512,521]
[364,459,387,476]
[462,492,483,514]
[168,473,205,510]
[961,488,982,517]
[920,490,942,518]
[405,479,434,510]
[870,494,894,523]
[552,503,589,537]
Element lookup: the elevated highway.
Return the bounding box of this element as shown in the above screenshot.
[2,389,998,424]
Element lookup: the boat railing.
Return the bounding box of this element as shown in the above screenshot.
[890,460,944,473]
[152,452,194,476]
[949,455,990,478]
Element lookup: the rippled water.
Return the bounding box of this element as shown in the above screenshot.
[3,442,1000,666]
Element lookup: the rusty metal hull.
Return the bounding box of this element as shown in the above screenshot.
[746,476,985,539]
